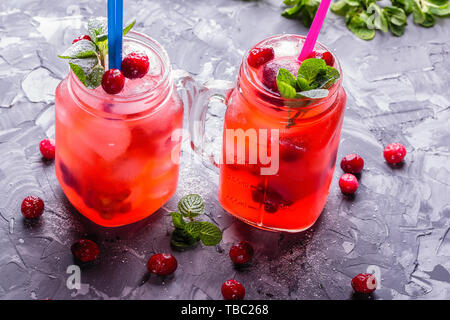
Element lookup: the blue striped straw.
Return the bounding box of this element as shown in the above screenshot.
[107,0,123,69]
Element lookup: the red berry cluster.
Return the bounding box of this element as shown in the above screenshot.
[338,143,406,195]
[101,52,150,95]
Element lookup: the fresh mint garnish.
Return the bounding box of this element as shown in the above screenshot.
[170,194,222,249]
[58,17,136,89]
[275,58,340,127]
[283,0,449,40]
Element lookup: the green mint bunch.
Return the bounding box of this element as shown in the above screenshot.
[282,0,321,27]
[170,194,222,249]
[330,0,407,39]
[282,0,449,40]
[392,0,450,27]
[276,58,340,100]
[58,17,135,88]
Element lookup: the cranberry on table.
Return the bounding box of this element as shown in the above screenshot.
[351,273,377,294]
[340,153,364,174]
[71,239,99,263]
[21,196,44,219]
[121,52,150,79]
[229,241,254,265]
[339,173,359,195]
[101,69,125,94]
[39,138,55,160]
[247,47,275,68]
[383,143,406,164]
[72,35,92,44]
[147,253,178,276]
[221,279,245,300]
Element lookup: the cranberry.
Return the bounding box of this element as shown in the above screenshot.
[121,52,150,79]
[307,50,334,66]
[101,69,125,94]
[21,196,44,219]
[247,47,275,68]
[71,239,99,262]
[39,138,55,160]
[221,279,245,300]
[251,182,292,213]
[72,35,92,44]
[229,241,254,265]
[262,57,300,93]
[339,173,358,195]
[383,143,406,164]
[147,253,178,276]
[279,136,307,162]
[321,51,334,66]
[340,153,364,174]
[351,273,377,294]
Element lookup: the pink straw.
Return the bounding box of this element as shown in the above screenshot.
[298,0,332,62]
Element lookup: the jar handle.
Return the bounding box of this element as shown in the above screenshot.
[173,69,234,169]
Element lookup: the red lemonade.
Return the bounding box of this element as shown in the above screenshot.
[218,35,347,232]
[55,32,183,227]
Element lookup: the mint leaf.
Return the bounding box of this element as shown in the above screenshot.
[198,222,222,246]
[170,212,185,229]
[297,89,329,99]
[123,20,136,35]
[171,228,198,249]
[68,57,98,86]
[346,12,376,40]
[87,17,108,43]
[277,68,297,87]
[177,194,205,219]
[297,77,311,91]
[331,0,352,16]
[297,58,327,84]
[316,66,340,89]
[367,3,389,32]
[86,64,105,89]
[58,40,97,59]
[277,81,297,99]
[281,0,320,27]
[185,221,202,238]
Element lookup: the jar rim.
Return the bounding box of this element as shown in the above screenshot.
[241,34,343,111]
[69,30,171,104]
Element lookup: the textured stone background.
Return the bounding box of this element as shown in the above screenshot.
[0,0,449,300]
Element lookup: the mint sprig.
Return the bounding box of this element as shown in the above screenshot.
[276,58,340,127]
[283,0,449,40]
[170,194,222,249]
[58,17,136,89]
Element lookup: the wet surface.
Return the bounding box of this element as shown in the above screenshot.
[0,0,449,299]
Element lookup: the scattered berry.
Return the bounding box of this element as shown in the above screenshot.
[39,138,55,160]
[221,279,245,300]
[351,273,377,294]
[21,196,44,219]
[339,173,359,195]
[229,241,254,265]
[247,47,275,68]
[101,69,125,94]
[383,143,406,164]
[71,239,99,263]
[262,57,300,93]
[121,52,150,79]
[340,153,364,174]
[72,35,92,44]
[147,253,178,276]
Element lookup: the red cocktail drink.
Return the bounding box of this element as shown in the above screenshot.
[218,34,346,232]
[55,32,183,227]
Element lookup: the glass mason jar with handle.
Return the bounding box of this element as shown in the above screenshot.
[55,31,184,227]
[189,34,347,232]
